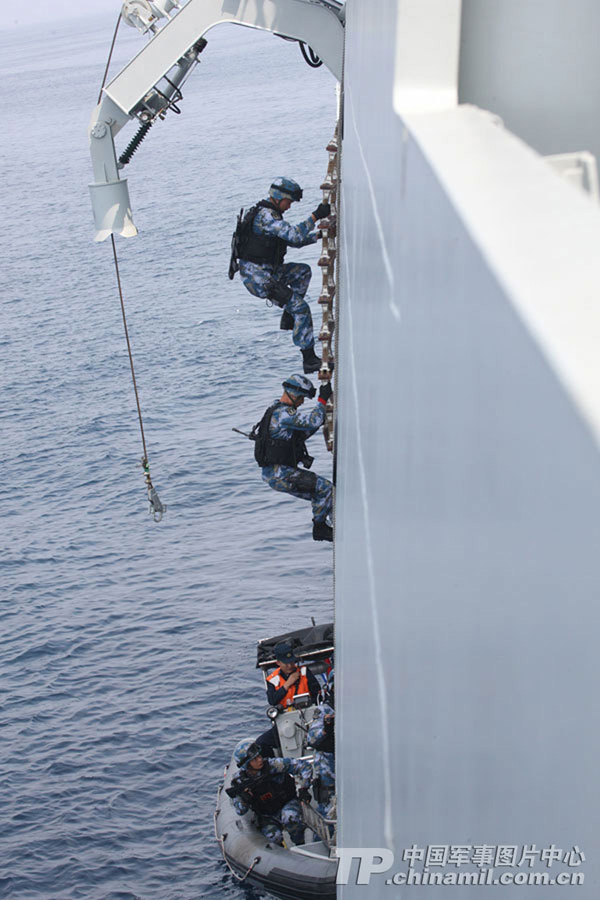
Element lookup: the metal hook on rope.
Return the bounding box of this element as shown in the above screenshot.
[139,457,166,522]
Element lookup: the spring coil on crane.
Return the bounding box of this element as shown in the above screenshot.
[119,120,154,167]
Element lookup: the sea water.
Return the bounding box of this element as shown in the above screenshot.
[1,14,336,898]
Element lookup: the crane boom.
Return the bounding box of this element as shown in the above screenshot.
[88,0,345,241]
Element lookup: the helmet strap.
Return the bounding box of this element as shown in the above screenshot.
[283,390,302,406]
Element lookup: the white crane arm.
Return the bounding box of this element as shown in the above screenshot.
[88,0,345,241]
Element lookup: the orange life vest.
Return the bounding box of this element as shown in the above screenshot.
[267,665,309,708]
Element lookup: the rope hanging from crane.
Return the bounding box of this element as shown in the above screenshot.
[97,12,122,103]
[110,236,166,522]
[98,19,166,522]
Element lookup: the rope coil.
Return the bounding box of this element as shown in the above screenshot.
[299,42,323,68]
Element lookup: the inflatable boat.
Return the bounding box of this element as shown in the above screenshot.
[214,623,337,899]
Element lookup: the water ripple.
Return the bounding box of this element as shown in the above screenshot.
[1,13,335,900]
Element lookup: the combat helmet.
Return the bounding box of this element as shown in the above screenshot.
[282,374,316,399]
[234,739,263,769]
[270,177,303,202]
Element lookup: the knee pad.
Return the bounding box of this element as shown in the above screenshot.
[267,279,293,307]
[290,468,318,495]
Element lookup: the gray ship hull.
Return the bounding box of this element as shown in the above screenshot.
[336,1,600,895]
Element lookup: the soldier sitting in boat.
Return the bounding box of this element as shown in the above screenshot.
[229,177,330,374]
[252,374,333,542]
[227,740,313,846]
[307,703,336,820]
[256,640,321,757]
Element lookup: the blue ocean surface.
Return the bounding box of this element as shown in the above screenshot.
[1,13,336,899]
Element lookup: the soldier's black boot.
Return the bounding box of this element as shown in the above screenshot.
[313,519,333,542]
[280,309,294,330]
[301,345,322,374]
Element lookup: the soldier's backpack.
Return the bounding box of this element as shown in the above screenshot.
[250,402,312,469]
[228,205,260,280]
[229,201,288,279]
[250,402,278,467]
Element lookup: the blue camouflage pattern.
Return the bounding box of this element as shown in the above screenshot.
[232,756,312,845]
[312,751,336,819]
[263,467,332,523]
[261,401,333,523]
[317,665,334,706]
[307,703,335,749]
[269,177,302,201]
[239,261,314,348]
[239,205,319,350]
[308,704,336,818]
[259,799,304,845]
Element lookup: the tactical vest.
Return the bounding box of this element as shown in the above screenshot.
[252,402,308,468]
[267,665,310,708]
[241,765,297,816]
[238,200,287,267]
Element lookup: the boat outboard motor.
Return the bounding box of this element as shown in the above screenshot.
[267,706,310,759]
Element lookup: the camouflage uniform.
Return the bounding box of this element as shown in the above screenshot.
[239,206,319,350]
[307,704,336,819]
[262,402,332,523]
[312,751,336,819]
[232,756,312,845]
[307,703,335,748]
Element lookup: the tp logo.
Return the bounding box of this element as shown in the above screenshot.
[337,849,395,885]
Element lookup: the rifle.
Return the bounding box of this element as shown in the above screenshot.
[232,427,255,439]
[225,770,272,800]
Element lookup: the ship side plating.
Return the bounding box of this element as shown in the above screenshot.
[337,1,600,895]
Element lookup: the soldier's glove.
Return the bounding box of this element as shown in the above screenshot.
[298,787,312,804]
[318,382,333,404]
[312,202,331,221]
